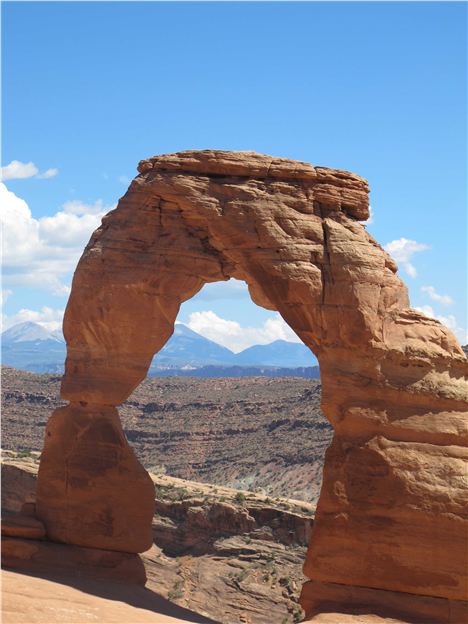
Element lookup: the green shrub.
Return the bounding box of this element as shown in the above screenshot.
[168,579,184,601]
[234,492,247,505]
[17,449,32,458]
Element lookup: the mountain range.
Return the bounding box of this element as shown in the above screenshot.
[1,321,319,377]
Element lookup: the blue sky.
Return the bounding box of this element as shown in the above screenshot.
[2,1,467,349]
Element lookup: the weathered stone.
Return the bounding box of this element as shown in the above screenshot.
[36,404,155,553]
[20,502,37,517]
[35,150,468,619]
[2,512,46,540]
[300,580,468,624]
[2,536,147,585]
[1,461,37,513]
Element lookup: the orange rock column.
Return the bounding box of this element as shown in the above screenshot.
[37,404,155,553]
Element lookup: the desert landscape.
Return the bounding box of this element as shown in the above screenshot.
[2,367,331,504]
[2,367,329,623]
[2,3,467,623]
[3,149,467,624]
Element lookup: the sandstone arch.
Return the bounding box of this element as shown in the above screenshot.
[36,151,468,621]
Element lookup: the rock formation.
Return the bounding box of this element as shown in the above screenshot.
[35,150,468,621]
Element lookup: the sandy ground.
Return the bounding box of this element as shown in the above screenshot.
[1,569,216,624]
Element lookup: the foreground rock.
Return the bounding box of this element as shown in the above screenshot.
[2,513,45,539]
[33,150,468,620]
[2,569,214,624]
[3,537,148,585]
[2,454,311,623]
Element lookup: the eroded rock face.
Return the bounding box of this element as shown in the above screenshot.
[35,151,468,618]
[37,404,155,553]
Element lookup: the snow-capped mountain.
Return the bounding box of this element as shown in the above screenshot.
[1,321,318,375]
[2,321,64,345]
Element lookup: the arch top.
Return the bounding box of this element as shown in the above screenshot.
[137,149,370,221]
[60,148,464,406]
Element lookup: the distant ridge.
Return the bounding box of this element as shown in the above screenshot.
[1,321,318,376]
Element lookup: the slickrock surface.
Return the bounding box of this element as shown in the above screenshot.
[2,570,214,624]
[2,369,330,503]
[34,150,468,621]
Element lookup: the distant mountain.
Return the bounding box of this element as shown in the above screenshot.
[234,340,317,368]
[2,322,63,345]
[1,321,319,376]
[2,322,66,374]
[150,324,235,370]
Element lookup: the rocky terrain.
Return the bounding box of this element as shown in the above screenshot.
[2,452,312,624]
[1,366,331,504]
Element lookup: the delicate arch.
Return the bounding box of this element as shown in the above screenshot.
[37,151,468,621]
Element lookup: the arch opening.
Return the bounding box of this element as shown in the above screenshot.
[35,151,468,622]
[133,277,326,506]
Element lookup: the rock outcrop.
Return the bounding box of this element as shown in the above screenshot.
[2,513,46,539]
[2,453,313,623]
[35,150,468,621]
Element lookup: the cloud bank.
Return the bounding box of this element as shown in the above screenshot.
[421,285,454,306]
[1,184,113,296]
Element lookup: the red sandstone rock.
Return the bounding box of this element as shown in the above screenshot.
[35,150,468,620]
[36,404,155,553]
[20,502,37,517]
[2,512,45,540]
[1,461,37,513]
[2,537,147,585]
[300,580,468,624]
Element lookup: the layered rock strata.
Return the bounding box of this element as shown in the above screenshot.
[35,151,468,620]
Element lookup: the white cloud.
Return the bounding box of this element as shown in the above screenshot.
[61,199,111,216]
[1,160,58,181]
[415,305,467,344]
[1,183,114,296]
[384,238,429,278]
[186,310,301,352]
[2,306,64,332]
[1,160,38,181]
[36,168,58,179]
[421,286,454,306]
[118,175,131,186]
